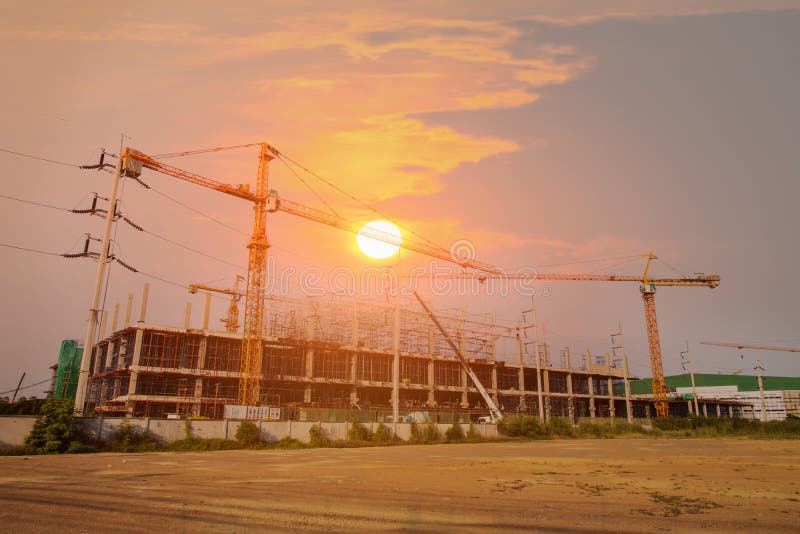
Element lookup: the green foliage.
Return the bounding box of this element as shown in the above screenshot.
[271,437,306,449]
[0,396,47,416]
[547,417,574,437]
[422,423,440,443]
[576,420,648,438]
[109,421,160,452]
[348,421,372,441]
[235,420,262,447]
[164,438,241,451]
[409,421,421,442]
[373,423,394,442]
[498,415,550,439]
[309,424,331,447]
[466,424,482,441]
[444,423,465,442]
[24,399,81,454]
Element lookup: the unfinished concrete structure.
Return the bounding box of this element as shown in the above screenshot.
[86,293,745,420]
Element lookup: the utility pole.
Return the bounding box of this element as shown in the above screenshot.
[611,324,633,423]
[10,372,25,403]
[391,256,401,431]
[755,359,766,421]
[74,138,125,414]
[530,297,545,421]
[680,342,699,417]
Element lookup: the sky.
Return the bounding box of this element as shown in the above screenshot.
[1,1,799,397]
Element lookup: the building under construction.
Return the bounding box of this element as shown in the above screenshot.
[84,291,747,421]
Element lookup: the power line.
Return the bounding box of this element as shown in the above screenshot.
[0,193,73,212]
[0,146,81,168]
[0,242,64,257]
[0,377,51,396]
[277,156,341,218]
[275,151,445,250]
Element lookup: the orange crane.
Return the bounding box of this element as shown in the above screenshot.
[188,275,245,333]
[700,341,800,353]
[119,145,719,417]
[266,187,720,419]
[123,144,274,406]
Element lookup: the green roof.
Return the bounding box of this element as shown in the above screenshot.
[630,373,800,395]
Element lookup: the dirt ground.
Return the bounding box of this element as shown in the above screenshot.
[0,438,798,533]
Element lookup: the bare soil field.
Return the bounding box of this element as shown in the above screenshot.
[0,438,798,533]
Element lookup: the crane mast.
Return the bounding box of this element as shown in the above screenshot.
[107,147,719,418]
[124,144,275,407]
[188,275,244,333]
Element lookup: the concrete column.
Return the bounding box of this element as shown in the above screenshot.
[543,369,551,419]
[111,303,120,334]
[460,367,469,408]
[608,376,616,419]
[124,294,133,328]
[126,329,144,414]
[304,317,315,404]
[564,347,574,422]
[202,293,211,330]
[427,359,435,406]
[138,283,149,323]
[588,375,596,419]
[716,403,721,417]
[350,351,359,406]
[687,400,693,416]
[184,303,192,329]
[703,403,708,417]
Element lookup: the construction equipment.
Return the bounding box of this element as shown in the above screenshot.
[700,341,800,353]
[88,144,718,415]
[121,144,274,406]
[446,254,719,418]
[413,291,504,422]
[188,275,245,333]
[266,187,720,418]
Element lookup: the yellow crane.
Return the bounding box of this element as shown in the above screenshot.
[188,275,245,333]
[123,144,273,406]
[268,187,721,419]
[119,144,720,417]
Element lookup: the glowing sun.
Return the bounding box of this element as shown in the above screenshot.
[357,220,402,259]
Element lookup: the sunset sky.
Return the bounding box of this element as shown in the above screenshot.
[1,1,799,395]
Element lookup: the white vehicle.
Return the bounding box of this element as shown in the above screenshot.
[476,416,493,424]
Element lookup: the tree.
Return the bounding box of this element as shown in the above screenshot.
[25,399,81,454]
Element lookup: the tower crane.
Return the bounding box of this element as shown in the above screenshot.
[188,275,245,333]
[89,144,718,417]
[267,187,721,419]
[120,144,273,406]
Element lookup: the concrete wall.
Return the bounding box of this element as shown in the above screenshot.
[0,416,37,448]
[0,417,498,447]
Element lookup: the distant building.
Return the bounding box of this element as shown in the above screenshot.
[631,373,800,420]
[51,340,82,401]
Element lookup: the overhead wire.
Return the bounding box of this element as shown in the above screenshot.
[0,242,65,257]
[0,146,81,168]
[274,151,445,250]
[0,377,52,396]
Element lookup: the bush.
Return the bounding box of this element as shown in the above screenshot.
[498,415,550,439]
[164,438,240,451]
[25,399,81,454]
[373,423,393,442]
[547,417,574,437]
[271,437,306,449]
[444,423,465,442]
[409,421,421,442]
[422,423,440,443]
[466,424,482,441]
[109,421,160,452]
[235,420,262,447]
[309,424,330,447]
[348,422,372,441]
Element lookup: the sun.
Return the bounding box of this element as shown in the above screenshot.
[357,220,402,259]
